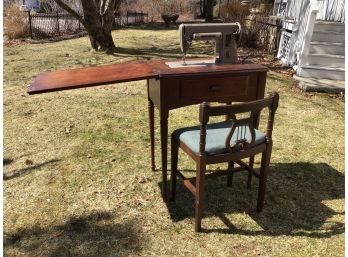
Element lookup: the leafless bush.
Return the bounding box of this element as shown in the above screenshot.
[4,0,24,11]
[220,2,269,49]
[4,4,27,39]
[62,18,78,33]
[242,15,268,48]
[120,0,195,22]
[40,0,61,12]
[220,2,250,27]
[40,0,82,13]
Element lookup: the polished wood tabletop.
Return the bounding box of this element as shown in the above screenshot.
[28,61,156,94]
[27,59,267,94]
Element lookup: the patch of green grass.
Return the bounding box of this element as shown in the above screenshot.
[4,26,344,257]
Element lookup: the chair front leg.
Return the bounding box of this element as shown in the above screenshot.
[170,137,179,201]
[195,160,206,232]
[227,161,234,187]
[247,156,255,189]
[257,142,272,212]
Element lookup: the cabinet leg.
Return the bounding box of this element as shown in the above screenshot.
[160,117,168,201]
[148,99,155,171]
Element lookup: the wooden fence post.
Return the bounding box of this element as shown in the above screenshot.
[28,11,33,39]
[127,11,129,25]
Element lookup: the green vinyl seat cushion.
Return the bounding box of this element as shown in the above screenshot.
[173,120,266,155]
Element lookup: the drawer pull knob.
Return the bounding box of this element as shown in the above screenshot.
[209,85,221,92]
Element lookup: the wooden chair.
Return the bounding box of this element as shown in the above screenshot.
[170,92,279,232]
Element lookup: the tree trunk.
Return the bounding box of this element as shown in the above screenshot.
[200,0,204,17]
[88,29,116,52]
[205,0,214,22]
[54,0,120,53]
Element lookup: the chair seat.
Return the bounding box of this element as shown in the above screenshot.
[173,120,266,155]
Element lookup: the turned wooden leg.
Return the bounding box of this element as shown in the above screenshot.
[247,156,255,189]
[148,99,155,171]
[227,161,234,187]
[226,102,234,188]
[170,136,178,201]
[195,161,206,232]
[160,116,168,202]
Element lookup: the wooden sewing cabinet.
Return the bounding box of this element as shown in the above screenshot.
[28,59,268,201]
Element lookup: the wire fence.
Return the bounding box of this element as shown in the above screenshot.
[26,12,83,38]
[26,11,149,39]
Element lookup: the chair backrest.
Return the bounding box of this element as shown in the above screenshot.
[198,92,279,155]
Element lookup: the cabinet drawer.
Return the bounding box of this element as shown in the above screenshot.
[180,76,249,101]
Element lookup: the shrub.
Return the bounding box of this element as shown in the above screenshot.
[220,2,268,49]
[220,2,250,27]
[4,4,27,39]
[172,14,179,23]
[162,14,172,26]
[243,16,263,48]
[120,0,194,22]
[161,14,180,26]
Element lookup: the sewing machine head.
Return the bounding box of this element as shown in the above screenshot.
[179,23,241,65]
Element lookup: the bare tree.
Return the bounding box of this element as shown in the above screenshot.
[205,0,214,21]
[54,0,122,52]
[198,0,214,21]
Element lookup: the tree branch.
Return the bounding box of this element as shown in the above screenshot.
[110,0,121,13]
[100,0,107,15]
[53,0,84,23]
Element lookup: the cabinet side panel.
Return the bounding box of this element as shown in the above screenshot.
[256,71,267,99]
[148,78,161,111]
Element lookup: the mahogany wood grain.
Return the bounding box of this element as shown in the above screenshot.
[28,59,267,95]
[170,92,279,231]
[149,59,268,77]
[28,61,157,94]
[27,59,269,203]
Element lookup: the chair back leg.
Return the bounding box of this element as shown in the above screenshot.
[257,142,272,212]
[195,160,206,232]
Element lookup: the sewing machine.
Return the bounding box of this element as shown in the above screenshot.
[178,23,241,66]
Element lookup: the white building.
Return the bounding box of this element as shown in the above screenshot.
[20,0,40,11]
[274,0,344,81]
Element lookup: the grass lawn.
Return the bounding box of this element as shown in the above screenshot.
[4,26,344,257]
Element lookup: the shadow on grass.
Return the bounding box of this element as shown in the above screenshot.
[3,159,60,181]
[164,162,344,237]
[4,211,144,257]
[3,158,14,165]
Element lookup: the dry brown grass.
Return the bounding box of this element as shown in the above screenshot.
[4,4,27,40]
[3,26,344,257]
